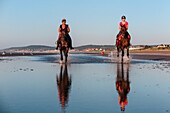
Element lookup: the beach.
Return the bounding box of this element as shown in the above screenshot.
[1,50,170,61]
[1,0,170,112]
[0,53,170,113]
[130,50,170,61]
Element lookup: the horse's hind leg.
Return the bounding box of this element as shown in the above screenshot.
[60,50,63,61]
[117,48,119,57]
[121,49,124,62]
[127,48,129,58]
[122,49,124,58]
[64,49,68,63]
[65,53,68,63]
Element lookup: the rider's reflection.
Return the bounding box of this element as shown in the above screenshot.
[56,64,72,112]
[116,63,130,111]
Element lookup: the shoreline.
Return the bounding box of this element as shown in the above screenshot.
[129,50,170,61]
[0,50,170,61]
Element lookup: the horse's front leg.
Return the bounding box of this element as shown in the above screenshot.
[127,48,129,58]
[60,49,63,61]
[64,48,68,63]
[122,49,124,58]
[117,47,119,57]
[121,49,124,62]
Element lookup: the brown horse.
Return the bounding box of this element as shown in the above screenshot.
[58,32,69,63]
[116,63,130,111]
[116,26,130,61]
[56,64,72,112]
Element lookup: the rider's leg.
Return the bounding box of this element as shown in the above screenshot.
[56,38,61,50]
[67,34,74,49]
[116,31,121,46]
[126,31,131,46]
[116,39,119,46]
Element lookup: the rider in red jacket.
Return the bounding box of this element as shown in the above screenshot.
[116,16,131,46]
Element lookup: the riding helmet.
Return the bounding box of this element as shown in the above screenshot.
[121,16,126,19]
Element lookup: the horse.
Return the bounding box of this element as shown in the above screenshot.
[115,63,130,111]
[116,26,130,61]
[58,32,69,63]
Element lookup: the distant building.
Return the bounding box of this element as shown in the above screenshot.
[157,44,169,48]
[129,46,145,50]
[2,51,6,55]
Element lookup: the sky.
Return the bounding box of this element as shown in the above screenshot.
[0,0,170,49]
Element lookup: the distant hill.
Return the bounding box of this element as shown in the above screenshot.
[4,45,55,51]
[3,44,115,51]
[74,44,115,50]
[3,44,169,52]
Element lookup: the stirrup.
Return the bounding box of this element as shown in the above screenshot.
[70,47,74,49]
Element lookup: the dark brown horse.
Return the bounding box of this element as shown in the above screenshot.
[58,32,69,63]
[116,26,130,61]
[56,64,72,112]
[116,63,130,111]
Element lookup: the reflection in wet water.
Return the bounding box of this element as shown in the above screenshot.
[32,54,158,64]
[116,63,130,112]
[56,65,72,113]
[0,55,170,113]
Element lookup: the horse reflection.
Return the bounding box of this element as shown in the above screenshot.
[116,63,130,112]
[56,65,72,113]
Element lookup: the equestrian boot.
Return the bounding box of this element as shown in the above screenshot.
[68,37,74,49]
[128,40,131,46]
[128,35,131,46]
[70,41,74,49]
[56,44,59,50]
[56,46,58,50]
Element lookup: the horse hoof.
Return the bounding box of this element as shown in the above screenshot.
[59,60,64,64]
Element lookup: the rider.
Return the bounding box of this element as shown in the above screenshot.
[116,16,131,46]
[56,19,74,49]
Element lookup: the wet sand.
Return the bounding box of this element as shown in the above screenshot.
[131,53,170,61]
[130,50,170,61]
[0,54,170,113]
[1,50,170,61]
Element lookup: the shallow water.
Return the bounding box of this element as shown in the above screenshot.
[0,54,170,113]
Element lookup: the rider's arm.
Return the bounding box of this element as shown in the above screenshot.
[126,25,129,30]
[67,26,70,33]
[126,22,129,30]
[119,25,121,31]
[58,27,61,34]
[119,22,121,30]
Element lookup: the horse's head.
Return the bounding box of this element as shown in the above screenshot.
[59,32,65,40]
[120,26,127,34]
[59,32,68,48]
[118,26,127,44]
